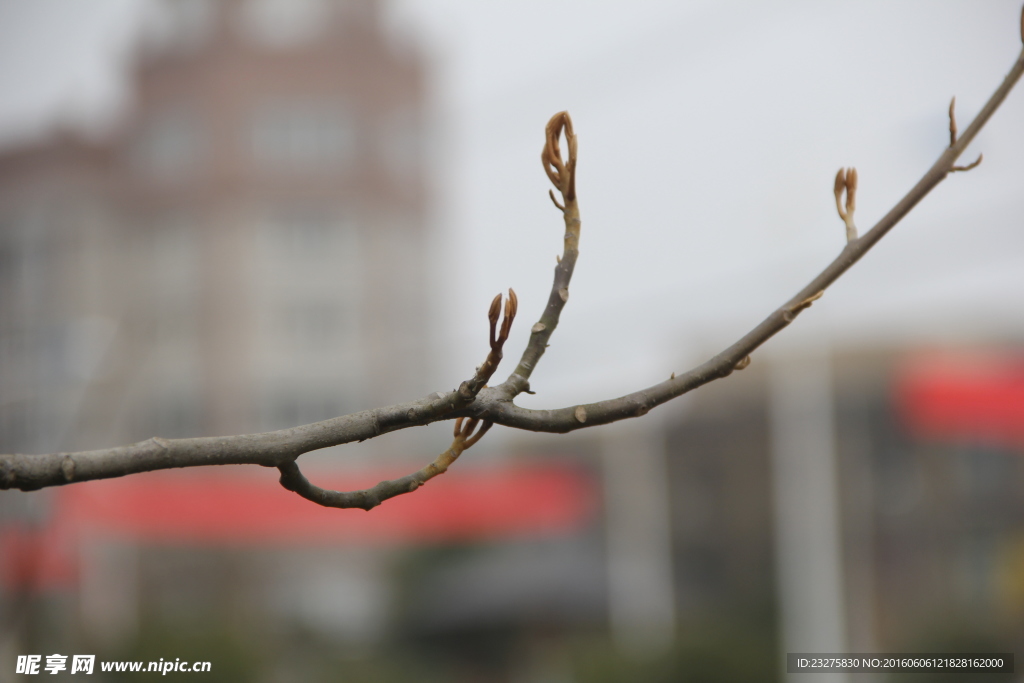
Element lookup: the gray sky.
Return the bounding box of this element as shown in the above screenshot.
[2,0,1023,411]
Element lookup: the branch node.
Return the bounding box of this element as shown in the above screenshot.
[734,355,752,371]
[574,406,588,423]
[531,322,546,333]
[784,290,824,324]
[798,290,824,310]
[61,456,75,482]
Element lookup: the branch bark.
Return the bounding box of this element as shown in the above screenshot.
[2,31,1023,502]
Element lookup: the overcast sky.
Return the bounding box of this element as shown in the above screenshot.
[2,0,1023,412]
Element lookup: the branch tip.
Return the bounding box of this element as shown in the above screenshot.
[488,293,502,326]
[542,111,578,202]
[549,189,565,212]
[949,96,958,146]
[458,289,519,402]
[834,166,858,242]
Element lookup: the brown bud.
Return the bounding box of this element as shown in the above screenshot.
[845,167,857,214]
[488,293,502,325]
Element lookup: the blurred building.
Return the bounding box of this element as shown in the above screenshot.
[664,347,1024,660]
[3,3,1024,680]
[0,0,444,665]
[0,0,428,457]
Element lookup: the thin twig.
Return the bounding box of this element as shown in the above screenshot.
[502,112,581,398]
[277,418,492,510]
[951,153,983,172]
[457,289,518,402]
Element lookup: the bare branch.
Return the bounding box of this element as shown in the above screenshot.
[2,36,1023,501]
[476,46,1024,435]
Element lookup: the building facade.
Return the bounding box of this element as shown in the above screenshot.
[0,0,429,457]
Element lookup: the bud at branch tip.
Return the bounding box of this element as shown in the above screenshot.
[833,166,858,243]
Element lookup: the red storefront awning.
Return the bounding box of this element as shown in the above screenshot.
[2,461,597,590]
[53,461,597,545]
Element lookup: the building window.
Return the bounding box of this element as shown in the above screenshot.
[132,107,202,180]
[142,394,202,440]
[251,101,355,171]
[238,0,333,49]
[269,206,353,257]
[379,109,425,180]
[263,390,344,429]
[284,301,345,349]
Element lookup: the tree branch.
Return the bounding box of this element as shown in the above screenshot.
[2,29,1022,501]
[476,44,1024,434]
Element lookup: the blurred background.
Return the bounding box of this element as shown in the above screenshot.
[1,0,1024,681]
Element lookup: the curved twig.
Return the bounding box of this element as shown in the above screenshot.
[277,418,492,510]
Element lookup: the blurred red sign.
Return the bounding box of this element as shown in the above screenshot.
[895,351,1024,448]
[2,461,597,590]
[54,461,597,545]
